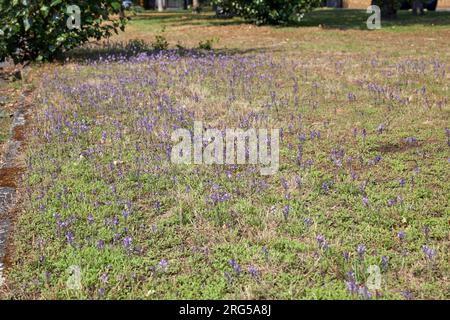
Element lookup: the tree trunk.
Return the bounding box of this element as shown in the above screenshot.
[412,0,424,15]
[157,0,164,12]
[372,0,397,19]
[193,0,200,11]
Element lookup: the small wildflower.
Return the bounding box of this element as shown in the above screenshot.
[281,205,289,221]
[343,251,349,262]
[229,259,241,277]
[357,243,366,259]
[224,271,233,285]
[422,245,436,261]
[123,236,132,250]
[423,225,430,241]
[159,259,168,272]
[97,239,105,250]
[381,256,389,272]
[362,196,369,207]
[65,231,74,246]
[377,123,385,134]
[346,271,358,295]
[248,265,259,279]
[397,230,405,243]
[262,246,269,261]
[99,273,108,284]
[402,289,413,300]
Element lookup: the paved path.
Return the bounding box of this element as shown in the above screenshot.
[0,93,28,288]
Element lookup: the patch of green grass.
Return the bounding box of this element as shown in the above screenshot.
[127,8,450,31]
[4,10,450,300]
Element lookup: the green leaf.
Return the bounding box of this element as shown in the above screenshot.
[23,18,30,31]
[50,0,62,7]
[40,5,49,17]
[111,2,121,10]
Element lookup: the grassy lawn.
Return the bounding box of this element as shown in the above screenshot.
[3,9,450,299]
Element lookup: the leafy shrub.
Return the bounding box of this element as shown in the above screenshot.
[0,0,128,63]
[129,5,145,13]
[198,38,219,50]
[212,0,320,25]
[125,38,150,52]
[372,0,400,18]
[152,27,169,51]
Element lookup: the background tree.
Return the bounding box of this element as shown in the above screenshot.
[157,0,164,12]
[193,0,200,10]
[0,0,128,63]
[371,0,400,19]
[212,0,321,25]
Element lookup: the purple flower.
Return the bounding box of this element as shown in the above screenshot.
[397,231,405,243]
[374,155,382,163]
[358,286,372,300]
[346,271,358,295]
[281,205,289,221]
[399,178,406,187]
[159,259,168,272]
[362,196,369,207]
[295,176,302,189]
[316,234,329,250]
[123,236,132,250]
[387,198,397,207]
[347,92,356,102]
[100,273,108,284]
[316,234,324,243]
[303,217,313,229]
[381,256,389,272]
[229,259,241,277]
[45,271,51,284]
[402,289,413,300]
[357,244,366,259]
[224,271,233,285]
[97,239,105,250]
[423,225,430,241]
[343,251,349,262]
[361,128,367,140]
[281,178,289,190]
[422,245,436,261]
[65,231,74,246]
[262,246,269,261]
[248,265,259,279]
[404,137,417,145]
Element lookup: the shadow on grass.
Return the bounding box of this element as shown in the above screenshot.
[129,8,450,30]
[130,11,247,27]
[62,40,270,64]
[298,9,450,29]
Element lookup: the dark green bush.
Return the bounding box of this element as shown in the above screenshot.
[212,0,320,25]
[0,0,128,63]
